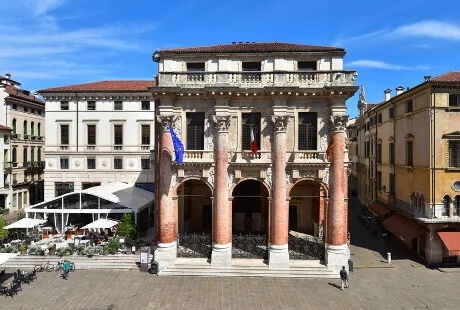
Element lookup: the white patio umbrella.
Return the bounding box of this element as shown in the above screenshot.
[81,218,118,230]
[4,218,46,229]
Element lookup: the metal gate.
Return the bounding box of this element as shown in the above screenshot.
[232,234,268,259]
[288,224,325,260]
[177,233,212,258]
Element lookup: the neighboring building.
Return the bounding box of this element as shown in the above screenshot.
[0,125,12,209]
[38,80,156,206]
[151,42,358,270]
[349,73,460,265]
[0,73,45,220]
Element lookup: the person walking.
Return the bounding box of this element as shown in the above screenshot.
[63,260,71,280]
[340,266,349,290]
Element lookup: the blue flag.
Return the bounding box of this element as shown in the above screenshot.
[169,125,184,163]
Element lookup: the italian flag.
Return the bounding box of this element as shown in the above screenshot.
[250,126,258,155]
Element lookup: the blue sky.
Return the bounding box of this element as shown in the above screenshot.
[1,0,459,117]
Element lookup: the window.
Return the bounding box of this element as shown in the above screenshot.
[405,100,413,113]
[141,158,150,169]
[186,112,205,150]
[31,122,34,136]
[55,182,74,196]
[12,148,17,166]
[13,174,17,185]
[406,140,414,166]
[12,119,16,134]
[377,171,382,191]
[37,148,41,162]
[114,101,123,110]
[377,113,382,124]
[298,112,317,150]
[31,148,35,162]
[87,101,96,110]
[141,125,150,145]
[60,125,69,145]
[298,61,317,71]
[23,121,27,135]
[37,123,41,136]
[23,148,28,164]
[242,113,261,151]
[114,125,123,145]
[60,157,69,169]
[455,196,460,215]
[87,125,96,145]
[82,182,100,190]
[389,107,395,119]
[242,62,261,82]
[87,158,96,169]
[60,101,69,110]
[449,94,459,107]
[186,62,205,71]
[389,142,395,165]
[389,173,395,195]
[442,195,451,216]
[23,106,28,113]
[377,143,382,163]
[365,141,370,158]
[114,158,123,169]
[31,108,35,114]
[242,62,261,71]
[12,103,17,110]
[447,140,460,168]
[141,101,150,110]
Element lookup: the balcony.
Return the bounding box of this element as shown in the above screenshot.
[288,151,326,163]
[158,71,357,89]
[3,162,13,173]
[46,145,153,153]
[182,150,213,163]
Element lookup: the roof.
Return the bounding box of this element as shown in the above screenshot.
[39,80,156,93]
[4,85,45,105]
[27,182,154,212]
[0,125,12,131]
[430,72,460,82]
[155,42,344,55]
[368,202,392,217]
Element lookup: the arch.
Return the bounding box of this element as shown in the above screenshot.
[172,177,213,197]
[23,120,28,135]
[229,177,271,198]
[37,123,41,136]
[12,119,17,134]
[405,134,414,141]
[287,177,329,198]
[31,121,35,136]
[454,195,460,215]
[442,195,452,216]
[31,148,35,162]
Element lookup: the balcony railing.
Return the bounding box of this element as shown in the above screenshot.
[46,145,153,152]
[182,150,213,162]
[158,70,357,88]
[288,151,326,163]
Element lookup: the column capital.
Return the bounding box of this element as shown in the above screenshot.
[156,115,176,132]
[271,115,290,132]
[212,115,232,132]
[331,115,349,132]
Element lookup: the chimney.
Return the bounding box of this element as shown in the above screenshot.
[424,75,431,81]
[396,86,404,96]
[5,73,11,79]
[384,89,391,101]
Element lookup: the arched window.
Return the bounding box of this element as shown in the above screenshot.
[442,195,451,216]
[411,192,416,207]
[31,148,35,162]
[12,119,17,134]
[37,123,41,136]
[37,148,41,162]
[419,193,425,213]
[454,195,460,216]
[23,148,28,164]
[12,148,17,164]
[23,120,28,135]
[31,122,35,136]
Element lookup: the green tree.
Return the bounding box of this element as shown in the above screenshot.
[0,217,8,241]
[117,213,136,239]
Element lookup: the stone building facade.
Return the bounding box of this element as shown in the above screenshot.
[151,42,358,270]
[349,72,460,265]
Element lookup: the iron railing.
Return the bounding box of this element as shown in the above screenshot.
[177,233,211,258]
[232,234,267,259]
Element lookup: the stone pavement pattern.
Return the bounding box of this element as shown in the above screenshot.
[2,267,460,310]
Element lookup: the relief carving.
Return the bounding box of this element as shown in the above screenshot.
[286,170,293,186]
[322,168,330,187]
[271,115,290,132]
[331,115,349,132]
[319,114,332,151]
[299,170,317,179]
[265,167,272,188]
[208,166,215,188]
[212,115,232,132]
[185,170,201,177]
[228,169,235,190]
[156,115,176,132]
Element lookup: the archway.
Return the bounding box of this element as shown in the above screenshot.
[231,179,269,258]
[287,179,325,260]
[175,178,212,258]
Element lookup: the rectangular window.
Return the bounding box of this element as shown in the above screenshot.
[449,94,459,107]
[12,104,17,110]
[60,125,69,145]
[141,101,150,110]
[389,107,395,119]
[389,142,395,165]
[114,101,123,111]
[55,182,74,196]
[377,113,382,124]
[31,108,35,114]
[186,62,205,71]
[24,107,28,113]
[389,173,395,194]
[406,141,414,166]
[298,61,317,71]
[377,143,382,163]
[114,125,123,145]
[186,112,205,150]
[87,101,96,110]
[141,158,150,169]
[60,157,69,169]
[242,62,261,83]
[141,125,150,145]
[448,140,460,168]
[114,158,123,169]
[242,113,261,151]
[298,112,317,150]
[87,125,96,145]
[60,101,69,110]
[37,148,41,162]
[405,100,413,113]
[377,171,382,191]
[87,158,96,169]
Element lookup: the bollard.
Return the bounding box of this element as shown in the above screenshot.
[387,252,391,264]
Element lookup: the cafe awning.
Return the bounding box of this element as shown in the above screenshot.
[437,232,460,256]
[368,202,392,217]
[382,214,426,245]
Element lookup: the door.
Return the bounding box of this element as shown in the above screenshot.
[289,205,298,231]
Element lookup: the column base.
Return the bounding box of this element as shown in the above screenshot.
[325,243,350,272]
[211,243,232,267]
[153,241,177,271]
[268,244,289,268]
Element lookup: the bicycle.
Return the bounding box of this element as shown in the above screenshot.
[34,260,53,272]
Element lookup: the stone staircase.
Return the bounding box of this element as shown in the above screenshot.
[159,258,339,279]
[0,254,143,271]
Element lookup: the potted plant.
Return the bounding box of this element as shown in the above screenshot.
[107,236,120,254]
[19,244,28,255]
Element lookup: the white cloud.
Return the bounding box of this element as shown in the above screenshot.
[34,0,66,16]
[347,60,429,71]
[391,21,460,41]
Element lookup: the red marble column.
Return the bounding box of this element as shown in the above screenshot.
[326,116,348,246]
[156,115,176,244]
[343,168,349,243]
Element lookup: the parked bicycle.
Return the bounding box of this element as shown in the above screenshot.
[34,261,53,272]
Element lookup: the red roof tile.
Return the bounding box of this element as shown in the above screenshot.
[430,72,460,82]
[4,85,45,105]
[155,42,344,55]
[39,80,156,93]
[0,125,12,131]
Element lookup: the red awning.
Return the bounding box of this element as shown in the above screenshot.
[437,232,460,256]
[382,214,426,244]
[368,202,391,217]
